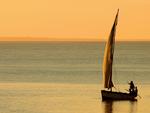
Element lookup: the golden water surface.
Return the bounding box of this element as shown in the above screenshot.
[0,83,149,113]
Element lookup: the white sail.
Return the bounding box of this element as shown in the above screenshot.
[103,10,119,89]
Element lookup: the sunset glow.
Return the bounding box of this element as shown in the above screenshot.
[0,0,150,41]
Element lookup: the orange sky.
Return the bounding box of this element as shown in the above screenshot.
[0,0,150,41]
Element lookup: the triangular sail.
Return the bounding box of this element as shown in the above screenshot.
[103,10,119,89]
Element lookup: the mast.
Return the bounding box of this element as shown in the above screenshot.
[102,9,119,90]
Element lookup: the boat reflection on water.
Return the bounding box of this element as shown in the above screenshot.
[129,101,137,113]
[103,101,113,113]
[102,101,137,113]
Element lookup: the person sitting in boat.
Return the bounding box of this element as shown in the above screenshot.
[129,81,138,96]
[129,81,134,90]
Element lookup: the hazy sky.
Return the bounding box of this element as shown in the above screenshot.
[0,0,150,41]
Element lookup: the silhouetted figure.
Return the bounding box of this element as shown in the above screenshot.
[129,81,137,96]
[129,81,135,90]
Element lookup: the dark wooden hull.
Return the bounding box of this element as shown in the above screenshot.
[101,90,137,101]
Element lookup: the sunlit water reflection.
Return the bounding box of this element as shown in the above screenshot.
[0,83,149,113]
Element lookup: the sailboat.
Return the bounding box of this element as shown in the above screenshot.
[101,9,138,100]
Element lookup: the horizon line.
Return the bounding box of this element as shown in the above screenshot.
[0,40,150,42]
[0,36,150,42]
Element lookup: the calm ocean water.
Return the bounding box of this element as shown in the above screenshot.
[0,41,149,113]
